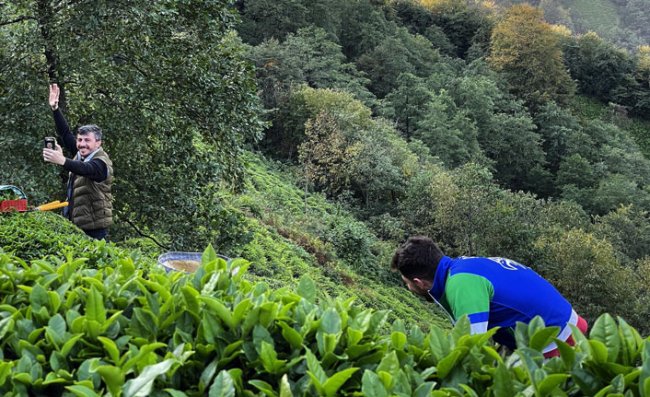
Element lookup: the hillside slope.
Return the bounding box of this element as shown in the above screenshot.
[491,0,649,49]
[0,151,450,332]
[215,152,451,331]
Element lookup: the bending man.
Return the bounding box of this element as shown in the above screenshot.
[392,235,588,357]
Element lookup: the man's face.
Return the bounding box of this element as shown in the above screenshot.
[401,275,433,301]
[76,133,101,158]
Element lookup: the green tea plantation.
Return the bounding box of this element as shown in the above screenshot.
[1,213,650,396]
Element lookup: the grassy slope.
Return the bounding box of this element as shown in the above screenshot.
[226,152,450,331]
[1,150,450,333]
[567,0,620,37]
[571,95,650,157]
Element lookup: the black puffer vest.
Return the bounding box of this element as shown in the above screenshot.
[71,149,113,230]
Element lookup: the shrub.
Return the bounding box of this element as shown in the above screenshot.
[2,216,650,396]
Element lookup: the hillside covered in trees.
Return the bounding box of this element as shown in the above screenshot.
[234,0,650,330]
[1,0,650,362]
[492,0,650,51]
[3,0,650,330]
[3,0,650,394]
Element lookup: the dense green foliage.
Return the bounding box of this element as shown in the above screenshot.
[4,0,650,394]
[3,215,650,396]
[232,0,650,336]
[492,0,650,51]
[0,0,264,250]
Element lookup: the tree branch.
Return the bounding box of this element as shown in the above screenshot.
[0,15,37,27]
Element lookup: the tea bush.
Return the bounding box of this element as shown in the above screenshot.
[2,242,650,396]
[0,212,158,270]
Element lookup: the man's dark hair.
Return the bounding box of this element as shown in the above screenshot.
[391,236,444,280]
[77,124,102,141]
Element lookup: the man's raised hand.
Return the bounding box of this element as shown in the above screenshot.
[49,83,60,110]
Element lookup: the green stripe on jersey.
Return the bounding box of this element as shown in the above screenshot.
[443,273,494,320]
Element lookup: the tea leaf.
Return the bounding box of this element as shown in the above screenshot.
[368,310,389,334]
[102,310,124,334]
[279,374,293,397]
[643,377,650,397]
[134,308,158,336]
[458,384,479,397]
[378,371,393,389]
[208,370,236,397]
[391,331,407,350]
[347,328,364,347]
[493,363,514,397]
[86,286,106,324]
[233,298,252,325]
[640,342,650,397]
[305,349,327,384]
[0,362,14,386]
[320,308,341,334]
[0,316,15,340]
[537,373,569,395]
[29,284,49,312]
[178,287,199,319]
[350,310,372,333]
[618,317,642,365]
[199,359,219,392]
[93,364,125,397]
[317,331,339,355]
[555,339,575,367]
[591,314,620,362]
[121,342,167,373]
[361,370,389,397]
[45,314,66,349]
[202,244,218,266]
[529,326,559,352]
[515,321,529,349]
[429,326,451,363]
[42,372,68,385]
[573,368,603,396]
[59,333,83,357]
[47,291,62,313]
[65,385,101,397]
[259,301,279,327]
[413,382,436,397]
[323,367,359,397]
[260,341,287,374]
[201,296,235,330]
[123,358,175,397]
[589,340,609,363]
[527,316,547,337]
[278,321,303,350]
[377,351,400,374]
[451,316,470,342]
[97,336,121,364]
[481,345,503,364]
[249,379,277,396]
[437,347,469,379]
[297,275,317,303]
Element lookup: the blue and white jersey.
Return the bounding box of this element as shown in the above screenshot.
[428,256,577,351]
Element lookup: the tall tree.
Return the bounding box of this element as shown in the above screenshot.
[563,32,634,100]
[356,27,440,98]
[0,0,263,249]
[488,4,575,110]
[235,0,309,45]
[299,111,355,197]
[415,89,482,168]
[380,73,433,140]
